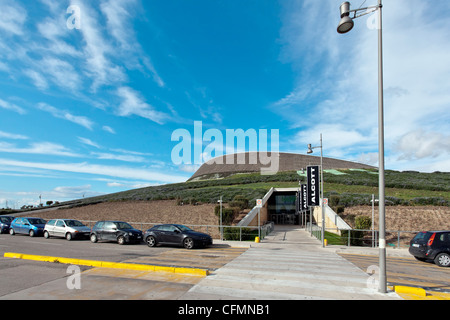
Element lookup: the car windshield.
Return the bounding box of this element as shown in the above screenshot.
[65,220,85,227]
[176,225,192,232]
[0,217,12,223]
[116,222,133,230]
[28,218,46,225]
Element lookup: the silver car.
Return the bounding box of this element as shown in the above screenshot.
[44,219,91,241]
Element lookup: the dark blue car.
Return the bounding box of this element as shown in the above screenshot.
[10,217,46,237]
[0,216,14,234]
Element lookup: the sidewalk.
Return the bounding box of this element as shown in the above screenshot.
[182,226,401,300]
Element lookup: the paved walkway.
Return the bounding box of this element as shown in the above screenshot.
[182,226,401,300]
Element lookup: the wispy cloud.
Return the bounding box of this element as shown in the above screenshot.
[0,141,79,157]
[102,125,116,134]
[116,86,170,124]
[0,1,27,36]
[78,137,101,149]
[0,130,28,140]
[0,158,189,184]
[37,103,94,130]
[78,137,152,163]
[0,98,26,115]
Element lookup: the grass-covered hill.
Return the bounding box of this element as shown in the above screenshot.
[35,169,449,211]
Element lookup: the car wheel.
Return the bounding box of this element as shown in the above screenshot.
[117,236,125,245]
[66,233,73,241]
[435,253,450,267]
[146,236,156,247]
[183,237,195,250]
[9,228,15,235]
[90,234,98,243]
[29,230,35,237]
[44,231,50,239]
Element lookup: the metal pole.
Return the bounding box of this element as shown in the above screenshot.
[220,196,223,241]
[258,207,261,239]
[372,194,375,248]
[377,0,387,294]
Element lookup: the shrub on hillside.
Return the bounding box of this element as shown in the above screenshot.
[229,195,249,210]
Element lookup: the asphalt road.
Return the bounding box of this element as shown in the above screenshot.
[1,229,449,300]
[339,253,450,294]
[0,232,246,299]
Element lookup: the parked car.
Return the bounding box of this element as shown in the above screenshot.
[90,221,142,245]
[9,217,46,237]
[0,216,14,234]
[409,231,450,267]
[144,224,213,249]
[44,219,91,241]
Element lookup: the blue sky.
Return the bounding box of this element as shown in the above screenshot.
[1,0,449,207]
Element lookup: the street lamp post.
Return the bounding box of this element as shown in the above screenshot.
[307,134,325,248]
[337,0,387,293]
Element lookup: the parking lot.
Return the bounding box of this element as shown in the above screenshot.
[0,233,246,299]
[1,228,449,300]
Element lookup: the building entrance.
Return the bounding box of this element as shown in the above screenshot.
[267,191,309,226]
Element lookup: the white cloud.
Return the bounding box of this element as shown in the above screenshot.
[23,69,49,90]
[116,86,170,124]
[0,98,26,115]
[394,129,450,160]
[0,1,27,36]
[0,141,79,158]
[91,152,146,163]
[70,0,127,91]
[78,137,101,149]
[0,131,28,140]
[100,0,165,87]
[37,103,94,130]
[0,158,189,184]
[107,182,124,188]
[102,125,116,134]
[40,57,82,91]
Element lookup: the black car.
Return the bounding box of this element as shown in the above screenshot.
[409,231,450,267]
[90,221,143,245]
[144,224,212,249]
[0,216,14,234]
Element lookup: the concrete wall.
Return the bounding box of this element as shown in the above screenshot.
[312,202,352,235]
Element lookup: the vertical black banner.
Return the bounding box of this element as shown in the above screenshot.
[301,184,308,211]
[307,166,320,207]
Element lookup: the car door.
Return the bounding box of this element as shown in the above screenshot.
[92,221,104,240]
[150,225,165,242]
[164,225,184,245]
[46,220,56,236]
[22,219,31,234]
[103,222,119,241]
[54,220,66,237]
[13,218,23,233]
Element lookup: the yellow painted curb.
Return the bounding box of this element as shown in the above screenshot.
[394,285,427,297]
[4,252,209,276]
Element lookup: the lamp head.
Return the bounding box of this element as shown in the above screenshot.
[307,144,313,154]
[337,2,354,34]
